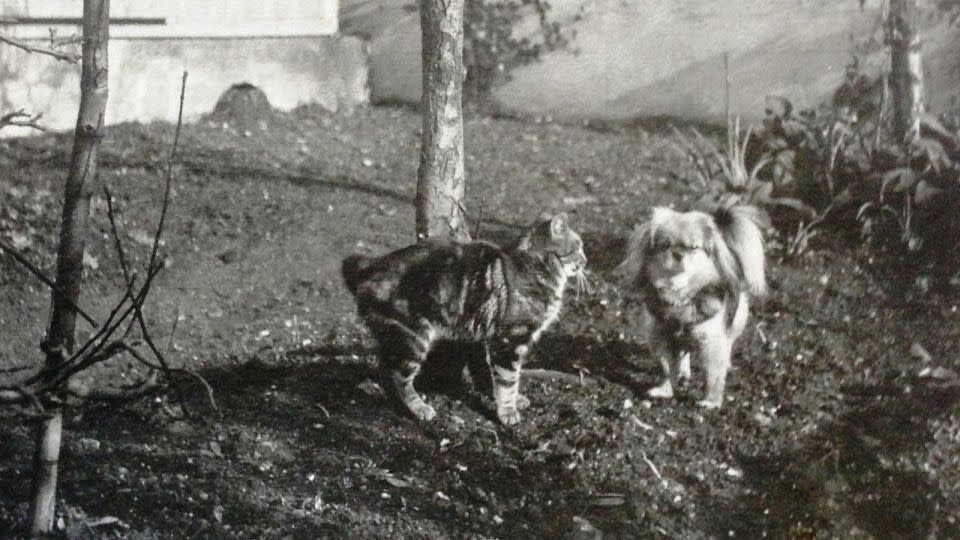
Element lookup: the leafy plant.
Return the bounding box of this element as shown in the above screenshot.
[757,86,960,256]
[759,96,863,211]
[463,0,574,98]
[672,116,813,215]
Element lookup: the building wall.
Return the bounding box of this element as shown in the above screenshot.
[0,1,368,135]
[1,0,337,38]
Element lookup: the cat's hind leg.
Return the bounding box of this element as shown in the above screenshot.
[374,320,437,421]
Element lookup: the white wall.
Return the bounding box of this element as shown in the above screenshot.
[2,0,337,38]
[0,2,368,135]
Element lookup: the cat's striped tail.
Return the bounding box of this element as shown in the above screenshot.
[341,254,373,296]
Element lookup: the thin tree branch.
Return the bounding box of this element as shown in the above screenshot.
[0,238,97,326]
[0,110,48,132]
[0,72,208,420]
[118,342,219,414]
[148,71,187,273]
[0,34,81,63]
[105,72,191,416]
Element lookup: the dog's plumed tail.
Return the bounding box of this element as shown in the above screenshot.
[711,205,767,298]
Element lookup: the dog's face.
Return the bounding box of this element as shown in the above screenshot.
[614,208,723,303]
[644,210,722,299]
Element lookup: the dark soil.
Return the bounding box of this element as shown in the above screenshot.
[1,105,958,539]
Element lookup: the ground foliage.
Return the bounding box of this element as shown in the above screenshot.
[0,105,958,538]
[750,66,960,269]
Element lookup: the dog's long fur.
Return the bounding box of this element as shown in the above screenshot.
[613,205,767,408]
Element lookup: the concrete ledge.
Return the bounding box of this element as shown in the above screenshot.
[0,35,369,135]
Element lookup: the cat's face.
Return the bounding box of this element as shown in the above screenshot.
[523,213,588,277]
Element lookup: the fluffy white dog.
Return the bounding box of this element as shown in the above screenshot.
[612,205,767,408]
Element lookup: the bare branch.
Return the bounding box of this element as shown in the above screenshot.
[0,238,97,326]
[0,34,80,63]
[0,363,33,374]
[175,368,219,414]
[0,110,48,132]
[0,73,206,422]
[148,71,188,273]
[102,72,192,416]
[117,343,219,414]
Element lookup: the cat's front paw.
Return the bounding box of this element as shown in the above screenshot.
[647,380,675,399]
[407,401,437,421]
[516,393,531,411]
[497,407,522,426]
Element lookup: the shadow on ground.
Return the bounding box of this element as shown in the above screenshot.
[708,380,960,539]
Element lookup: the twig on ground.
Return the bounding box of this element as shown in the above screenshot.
[116,342,216,413]
[630,414,654,431]
[523,368,595,386]
[641,451,663,481]
[65,369,161,402]
[480,426,501,446]
[316,403,331,418]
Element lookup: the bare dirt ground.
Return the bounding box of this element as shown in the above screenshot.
[1,104,959,538]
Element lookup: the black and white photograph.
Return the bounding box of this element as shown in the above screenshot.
[1,0,959,537]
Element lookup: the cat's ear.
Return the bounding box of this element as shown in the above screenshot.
[549,212,569,238]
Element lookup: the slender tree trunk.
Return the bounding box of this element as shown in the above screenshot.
[416,0,470,241]
[30,0,109,533]
[888,0,924,142]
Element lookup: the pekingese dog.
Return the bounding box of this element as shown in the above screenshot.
[612,205,767,408]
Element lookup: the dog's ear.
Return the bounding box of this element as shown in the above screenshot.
[612,221,651,284]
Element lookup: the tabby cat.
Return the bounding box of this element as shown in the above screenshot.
[342,213,587,425]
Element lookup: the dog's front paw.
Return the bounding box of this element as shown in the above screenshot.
[696,398,722,410]
[408,401,437,421]
[647,381,674,399]
[497,406,522,426]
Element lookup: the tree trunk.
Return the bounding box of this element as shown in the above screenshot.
[888,0,924,142]
[29,0,109,534]
[416,0,470,241]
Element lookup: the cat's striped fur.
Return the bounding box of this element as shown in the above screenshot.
[343,214,587,425]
